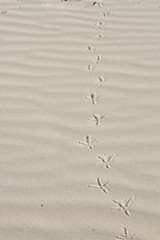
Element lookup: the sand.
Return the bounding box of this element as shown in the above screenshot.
[0,0,160,239]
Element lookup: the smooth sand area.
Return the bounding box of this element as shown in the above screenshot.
[0,0,160,239]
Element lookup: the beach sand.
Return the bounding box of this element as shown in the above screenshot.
[0,0,160,239]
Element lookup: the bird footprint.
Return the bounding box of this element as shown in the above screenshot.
[97,33,104,41]
[96,76,105,86]
[116,227,137,240]
[88,177,110,194]
[78,136,98,150]
[87,64,96,74]
[98,153,118,169]
[92,1,103,8]
[94,21,106,29]
[84,93,100,105]
[82,45,96,53]
[100,11,113,17]
[88,114,107,126]
[113,196,135,217]
[93,55,102,64]
[0,11,7,14]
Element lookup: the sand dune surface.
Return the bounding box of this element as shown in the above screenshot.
[0,0,160,239]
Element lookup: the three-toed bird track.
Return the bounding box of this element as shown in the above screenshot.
[78,136,98,150]
[113,196,135,217]
[88,177,110,194]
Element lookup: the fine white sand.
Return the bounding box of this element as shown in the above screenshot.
[0,0,160,239]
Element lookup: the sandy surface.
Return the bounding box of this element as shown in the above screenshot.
[0,0,160,239]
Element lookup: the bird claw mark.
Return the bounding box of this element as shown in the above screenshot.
[94,21,106,29]
[85,93,100,105]
[100,11,113,17]
[98,153,117,168]
[97,33,104,41]
[96,76,105,86]
[88,177,110,194]
[88,64,96,74]
[82,45,96,53]
[113,196,135,217]
[88,114,107,126]
[78,136,98,150]
[93,55,102,64]
[92,1,103,8]
[116,227,137,240]
[0,11,7,14]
